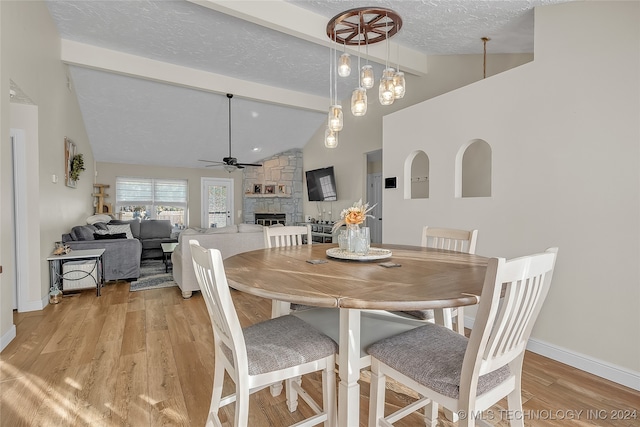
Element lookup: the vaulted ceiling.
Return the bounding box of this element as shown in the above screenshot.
[42,0,572,169]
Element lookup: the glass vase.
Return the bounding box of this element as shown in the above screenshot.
[346,224,360,253]
[355,227,370,255]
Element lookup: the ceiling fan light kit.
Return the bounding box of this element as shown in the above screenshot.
[199,93,262,171]
[324,7,405,148]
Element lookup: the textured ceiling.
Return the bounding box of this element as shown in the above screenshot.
[39,0,573,169]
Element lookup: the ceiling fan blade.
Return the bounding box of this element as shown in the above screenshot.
[199,159,224,164]
[236,162,262,167]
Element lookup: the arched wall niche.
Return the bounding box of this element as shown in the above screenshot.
[455,139,492,198]
[404,150,429,199]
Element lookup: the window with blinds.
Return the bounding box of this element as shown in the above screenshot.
[115,177,188,226]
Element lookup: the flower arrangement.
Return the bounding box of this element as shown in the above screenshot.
[69,153,85,181]
[332,199,376,233]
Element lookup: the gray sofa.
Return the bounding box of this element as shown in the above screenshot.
[62,224,142,281]
[61,219,177,281]
[171,224,265,298]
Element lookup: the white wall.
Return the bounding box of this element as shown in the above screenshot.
[383,1,639,386]
[1,1,93,348]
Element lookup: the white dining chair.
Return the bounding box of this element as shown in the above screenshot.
[264,224,312,248]
[189,240,337,427]
[264,224,314,316]
[399,226,479,334]
[368,247,558,427]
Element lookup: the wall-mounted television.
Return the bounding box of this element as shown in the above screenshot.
[305,166,337,201]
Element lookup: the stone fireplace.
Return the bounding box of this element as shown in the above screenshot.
[243,149,303,225]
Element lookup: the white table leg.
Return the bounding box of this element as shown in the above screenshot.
[338,308,361,427]
[433,308,453,329]
[271,300,290,318]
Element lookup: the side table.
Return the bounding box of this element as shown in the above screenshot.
[47,248,105,297]
[161,242,179,273]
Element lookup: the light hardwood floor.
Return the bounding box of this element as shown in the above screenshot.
[1,282,638,426]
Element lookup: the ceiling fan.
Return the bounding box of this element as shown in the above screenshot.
[199,93,262,172]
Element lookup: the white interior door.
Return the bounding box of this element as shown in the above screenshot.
[367,172,383,243]
[201,178,234,228]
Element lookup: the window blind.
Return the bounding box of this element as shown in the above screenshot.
[116,177,187,206]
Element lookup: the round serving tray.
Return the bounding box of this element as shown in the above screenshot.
[326,247,392,261]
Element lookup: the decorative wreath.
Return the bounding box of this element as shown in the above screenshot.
[70,153,85,181]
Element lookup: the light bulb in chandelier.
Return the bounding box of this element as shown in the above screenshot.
[392,71,405,99]
[328,105,343,132]
[379,67,396,105]
[351,87,367,117]
[338,53,351,77]
[324,127,339,148]
[360,65,374,89]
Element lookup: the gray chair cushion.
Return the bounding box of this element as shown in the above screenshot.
[367,323,510,399]
[223,315,338,376]
[400,309,435,321]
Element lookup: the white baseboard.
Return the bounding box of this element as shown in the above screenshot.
[19,296,47,313]
[2,298,47,351]
[0,324,16,352]
[464,315,640,391]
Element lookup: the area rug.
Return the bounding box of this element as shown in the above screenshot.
[129,259,178,292]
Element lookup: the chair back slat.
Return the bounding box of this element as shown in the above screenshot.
[189,240,247,367]
[264,225,312,248]
[467,248,558,376]
[421,226,478,254]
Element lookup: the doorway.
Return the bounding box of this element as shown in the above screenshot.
[366,150,383,243]
[201,178,234,228]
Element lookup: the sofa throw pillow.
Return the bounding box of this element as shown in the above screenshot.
[109,219,141,239]
[93,232,127,240]
[180,228,200,236]
[238,223,264,233]
[204,225,238,234]
[87,214,112,225]
[71,225,97,241]
[107,224,134,239]
[93,222,109,231]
